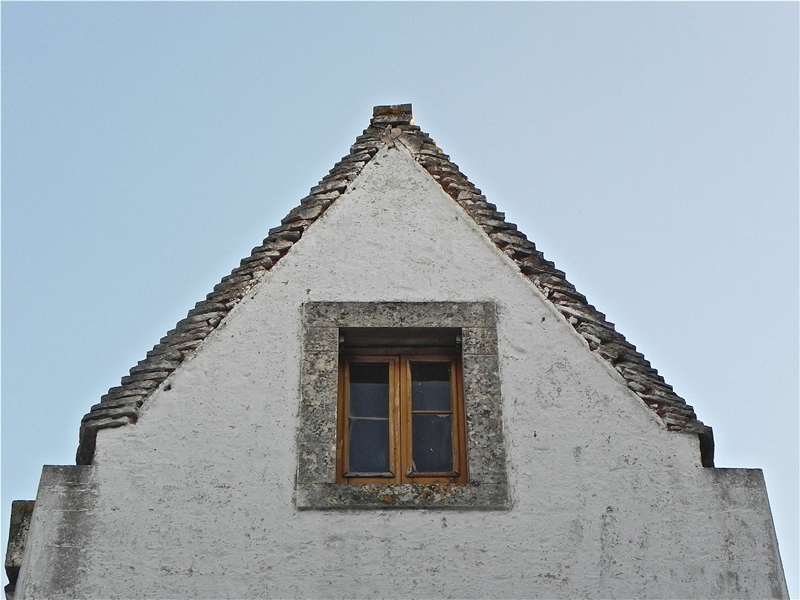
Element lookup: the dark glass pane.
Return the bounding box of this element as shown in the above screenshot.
[411,363,451,411]
[349,363,389,418]
[349,419,390,473]
[412,414,453,473]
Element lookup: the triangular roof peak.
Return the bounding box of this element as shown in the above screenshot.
[77,104,713,466]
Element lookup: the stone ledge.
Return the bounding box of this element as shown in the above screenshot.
[303,301,494,329]
[296,482,509,510]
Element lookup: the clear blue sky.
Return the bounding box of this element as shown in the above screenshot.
[2,2,798,595]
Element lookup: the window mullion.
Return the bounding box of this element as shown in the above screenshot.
[399,355,411,484]
[390,356,401,484]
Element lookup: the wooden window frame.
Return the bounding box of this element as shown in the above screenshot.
[337,350,468,485]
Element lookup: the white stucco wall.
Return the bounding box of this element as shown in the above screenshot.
[17,144,787,598]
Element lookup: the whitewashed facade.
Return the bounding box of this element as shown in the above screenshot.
[8,106,787,599]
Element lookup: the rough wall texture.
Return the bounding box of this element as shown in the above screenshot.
[15,110,786,598]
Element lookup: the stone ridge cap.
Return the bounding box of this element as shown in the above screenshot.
[76,103,714,468]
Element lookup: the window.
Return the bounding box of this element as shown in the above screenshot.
[297,302,509,509]
[337,328,468,484]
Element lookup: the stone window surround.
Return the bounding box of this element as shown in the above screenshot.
[296,301,509,509]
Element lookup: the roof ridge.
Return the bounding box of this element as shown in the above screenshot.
[77,104,713,467]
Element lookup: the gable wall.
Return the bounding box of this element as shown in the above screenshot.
[16,145,786,598]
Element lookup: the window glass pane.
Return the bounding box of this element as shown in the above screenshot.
[349,363,389,418]
[349,419,390,473]
[411,363,451,411]
[412,414,453,473]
